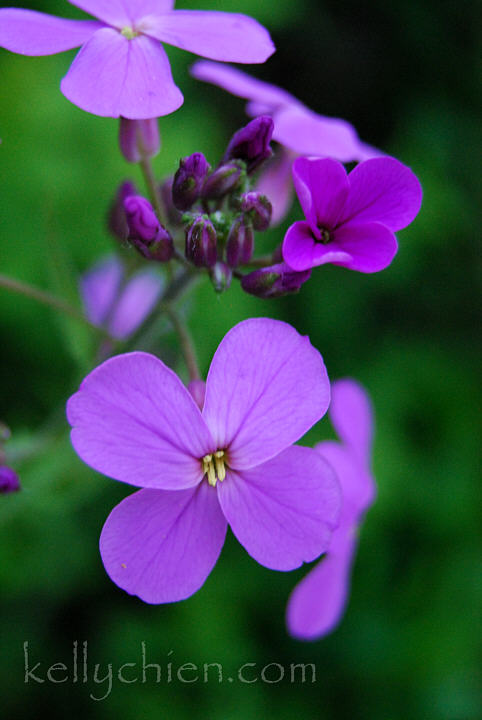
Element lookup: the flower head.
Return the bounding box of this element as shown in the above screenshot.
[67,318,340,603]
[282,156,422,273]
[286,379,376,640]
[80,255,163,340]
[0,3,275,118]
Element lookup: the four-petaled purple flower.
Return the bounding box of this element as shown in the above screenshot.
[282,156,422,273]
[286,379,376,640]
[67,318,341,603]
[0,2,274,118]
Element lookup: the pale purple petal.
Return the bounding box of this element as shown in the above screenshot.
[67,352,214,490]
[273,106,364,162]
[0,9,102,55]
[202,318,330,470]
[143,11,274,63]
[340,157,423,231]
[255,149,295,226]
[317,442,375,523]
[292,156,350,235]
[218,446,340,570]
[190,60,296,109]
[67,1,128,27]
[100,483,227,603]
[286,528,357,640]
[331,221,398,273]
[108,269,163,339]
[282,221,351,272]
[80,255,123,327]
[329,379,374,467]
[61,29,183,119]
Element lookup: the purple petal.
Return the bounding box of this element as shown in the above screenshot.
[282,221,351,272]
[190,60,296,109]
[143,11,275,64]
[100,483,227,603]
[217,446,341,571]
[340,157,423,231]
[329,379,374,467]
[331,221,398,273]
[0,9,102,55]
[202,318,330,470]
[67,352,214,490]
[0,466,21,494]
[61,29,183,118]
[80,255,123,327]
[66,1,128,27]
[292,156,350,234]
[273,106,365,162]
[317,441,375,522]
[255,149,295,226]
[108,269,163,340]
[286,527,357,640]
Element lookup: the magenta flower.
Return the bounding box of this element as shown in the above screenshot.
[0,466,20,494]
[80,255,163,340]
[0,3,275,119]
[190,61,380,224]
[282,156,422,273]
[67,318,341,603]
[286,379,376,640]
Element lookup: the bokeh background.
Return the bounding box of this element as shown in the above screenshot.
[0,0,480,718]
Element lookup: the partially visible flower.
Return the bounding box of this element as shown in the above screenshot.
[108,180,138,240]
[0,3,275,118]
[241,263,311,299]
[80,255,163,340]
[67,318,340,603]
[286,379,376,640]
[224,116,274,173]
[119,118,160,163]
[172,153,210,211]
[282,156,422,273]
[0,466,20,494]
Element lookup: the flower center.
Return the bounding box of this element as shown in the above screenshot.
[121,27,140,40]
[202,450,226,487]
[316,227,332,244]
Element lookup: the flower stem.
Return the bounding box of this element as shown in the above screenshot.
[165,306,200,382]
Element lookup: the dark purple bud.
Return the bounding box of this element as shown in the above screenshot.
[224,116,274,173]
[210,262,233,294]
[0,466,20,494]
[188,380,206,411]
[241,262,311,299]
[124,195,173,262]
[119,118,161,163]
[185,215,217,267]
[202,162,243,199]
[226,216,254,268]
[172,153,210,211]
[108,180,137,240]
[240,191,272,231]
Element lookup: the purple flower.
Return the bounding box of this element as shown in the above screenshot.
[191,61,381,223]
[286,379,376,640]
[66,318,341,603]
[0,466,20,494]
[282,156,422,273]
[0,3,275,119]
[80,255,163,340]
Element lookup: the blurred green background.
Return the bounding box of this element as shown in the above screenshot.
[0,0,480,718]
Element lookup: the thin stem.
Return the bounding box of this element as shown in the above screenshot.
[165,306,200,382]
[139,153,165,224]
[243,254,274,268]
[0,273,109,337]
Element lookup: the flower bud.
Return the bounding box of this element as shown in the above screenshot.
[202,161,243,199]
[124,195,174,262]
[185,215,217,267]
[210,262,232,294]
[0,466,20,494]
[240,192,272,231]
[119,118,161,163]
[241,263,311,299]
[108,180,137,240]
[172,153,210,211]
[226,216,254,268]
[224,116,274,173]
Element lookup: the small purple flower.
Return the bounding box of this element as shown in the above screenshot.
[0,3,275,118]
[286,379,376,640]
[172,153,210,211]
[67,318,341,603]
[80,255,163,340]
[241,262,311,299]
[0,466,20,494]
[224,116,274,173]
[282,156,422,273]
[119,118,160,164]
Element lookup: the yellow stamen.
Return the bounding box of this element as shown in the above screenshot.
[202,451,226,487]
[121,27,140,39]
[214,450,226,482]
